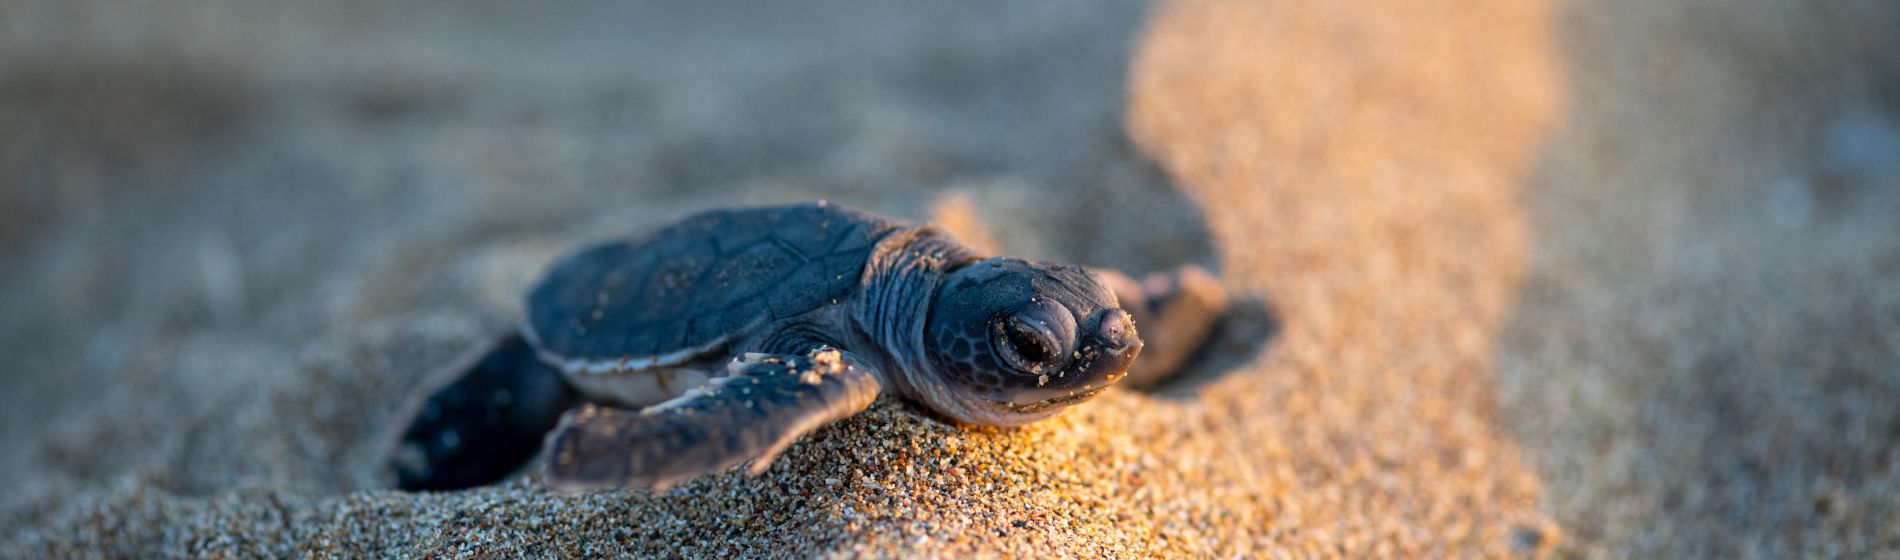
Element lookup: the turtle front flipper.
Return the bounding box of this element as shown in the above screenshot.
[541,347,881,494]
[1101,265,1230,388]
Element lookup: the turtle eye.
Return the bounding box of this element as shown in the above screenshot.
[995,316,1060,374]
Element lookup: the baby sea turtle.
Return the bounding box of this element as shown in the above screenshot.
[393,201,1226,493]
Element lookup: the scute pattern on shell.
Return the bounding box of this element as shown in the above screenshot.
[525,202,903,366]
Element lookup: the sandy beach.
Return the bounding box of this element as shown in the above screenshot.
[3,0,1897,557]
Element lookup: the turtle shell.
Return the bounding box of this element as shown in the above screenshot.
[523,202,904,373]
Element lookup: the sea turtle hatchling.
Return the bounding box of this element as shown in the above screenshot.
[393,201,1227,493]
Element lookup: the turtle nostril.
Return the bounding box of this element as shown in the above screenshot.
[1093,309,1138,351]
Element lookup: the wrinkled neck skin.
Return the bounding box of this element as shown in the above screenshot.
[852,226,988,423]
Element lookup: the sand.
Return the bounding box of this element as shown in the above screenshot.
[2,0,1897,557]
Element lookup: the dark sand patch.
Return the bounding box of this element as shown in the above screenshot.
[1499,1,1900,556]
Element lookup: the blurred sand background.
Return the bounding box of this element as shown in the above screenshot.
[2,0,1897,557]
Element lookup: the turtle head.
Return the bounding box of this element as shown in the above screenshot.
[915,257,1142,426]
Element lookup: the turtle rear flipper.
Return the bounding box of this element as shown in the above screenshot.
[541,347,881,494]
[392,334,581,491]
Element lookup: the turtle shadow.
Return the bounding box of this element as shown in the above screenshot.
[1135,295,1281,400]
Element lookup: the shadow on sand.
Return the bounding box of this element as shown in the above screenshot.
[1497,1,1900,555]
